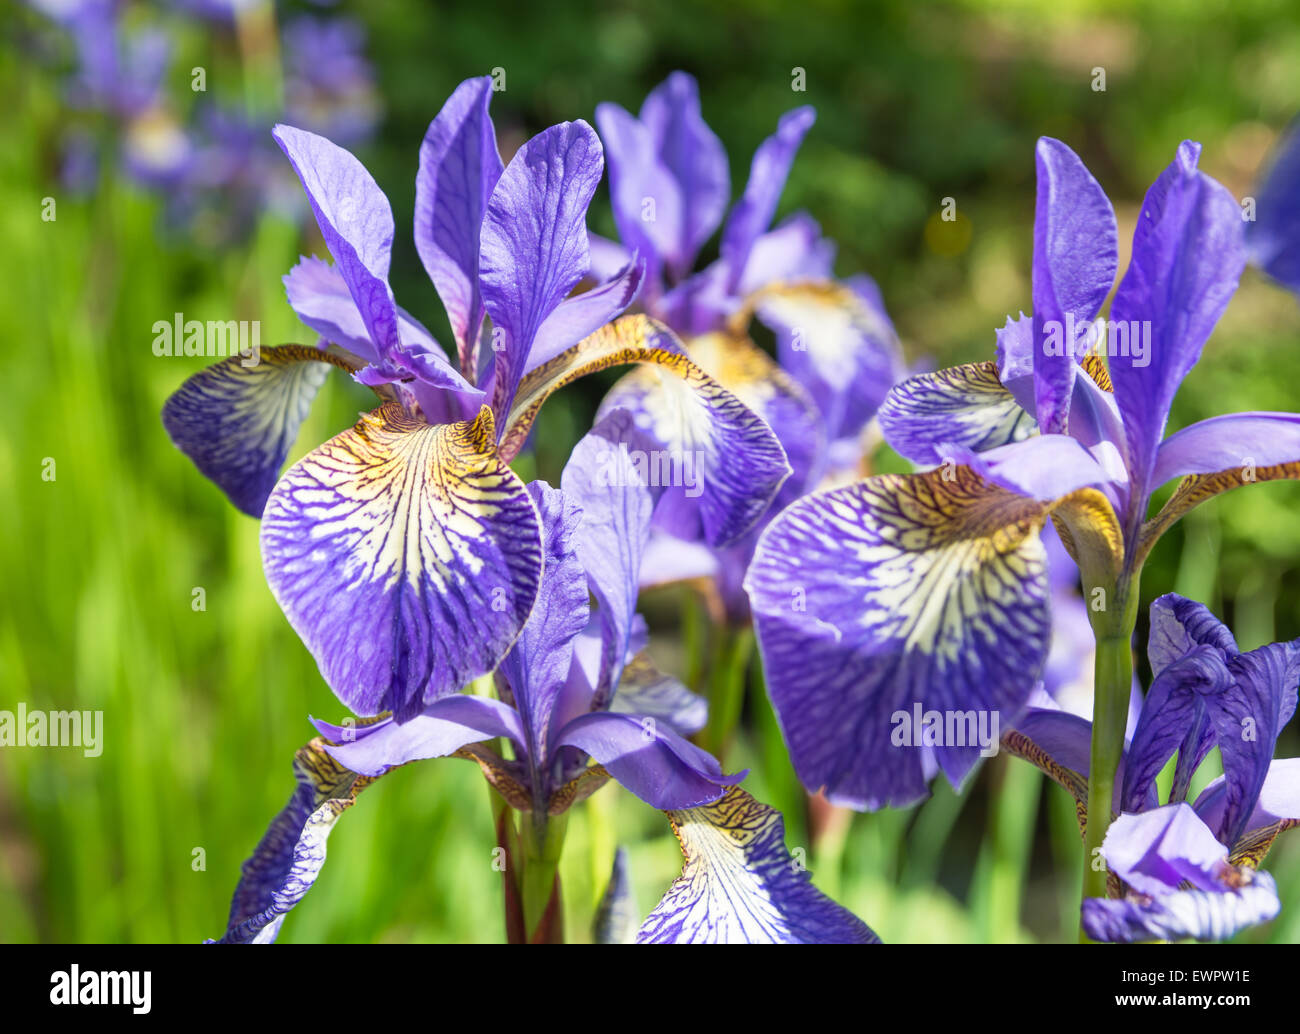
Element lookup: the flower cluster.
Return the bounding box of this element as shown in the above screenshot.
[166,65,1300,944]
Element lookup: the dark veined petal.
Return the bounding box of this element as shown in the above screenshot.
[525,257,645,376]
[502,315,791,548]
[498,482,589,768]
[610,652,708,737]
[480,120,604,421]
[636,786,879,944]
[639,71,730,274]
[559,410,661,705]
[1120,645,1232,813]
[260,403,542,720]
[414,75,503,372]
[879,361,1037,465]
[282,256,479,397]
[1194,757,1300,863]
[599,331,822,542]
[1147,593,1238,677]
[318,695,526,777]
[554,711,743,809]
[1030,138,1118,434]
[1083,804,1279,943]
[208,736,377,944]
[1245,116,1300,293]
[1110,141,1247,499]
[272,125,402,361]
[752,280,904,445]
[162,344,355,517]
[593,847,638,945]
[1082,873,1280,943]
[1214,641,1300,847]
[720,106,816,292]
[745,466,1054,810]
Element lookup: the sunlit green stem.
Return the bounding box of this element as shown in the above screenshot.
[702,624,755,760]
[518,812,568,943]
[1080,572,1140,941]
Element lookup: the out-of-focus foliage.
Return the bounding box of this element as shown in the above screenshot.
[3,0,1300,943]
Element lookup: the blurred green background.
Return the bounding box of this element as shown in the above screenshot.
[5,0,1300,944]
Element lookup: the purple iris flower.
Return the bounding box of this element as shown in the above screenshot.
[164,77,790,728]
[1082,805,1280,942]
[1006,593,1300,940]
[746,135,1300,810]
[591,73,905,618]
[1246,116,1300,296]
[206,413,876,944]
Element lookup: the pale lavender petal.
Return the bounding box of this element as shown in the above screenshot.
[273,125,401,361]
[555,711,743,809]
[414,75,503,370]
[1030,138,1117,433]
[498,482,589,767]
[1082,872,1280,942]
[1152,412,1300,486]
[638,71,730,276]
[480,120,604,421]
[1110,141,1247,499]
[1102,803,1229,896]
[321,695,525,776]
[525,257,645,375]
[720,106,815,292]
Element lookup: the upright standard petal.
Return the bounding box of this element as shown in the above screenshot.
[560,410,660,704]
[209,737,375,944]
[878,361,1037,465]
[638,71,730,274]
[163,345,354,517]
[479,120,604,420]
[414,76,503,372]
[273,125,403,361]
[1030,138,1118,434]
[594,100,683,284]
[1246,117,1300,294]
[260,403,542,720]
[1109,142,1247,499]
[636,787,879,943]
[746,466,1053,809]
[497,482,589,770]
[501,315,791,548]
[720,106,815,292]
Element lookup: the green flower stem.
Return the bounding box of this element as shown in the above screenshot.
[702,624,755,760]
[1080,572,1140,940]
[518,812,568,944]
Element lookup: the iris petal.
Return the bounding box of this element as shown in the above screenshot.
[636,787,879,944]
[162,344,351,517]
[503,315,791,548]
[414,75,503,371]
[745,466,1052,810]
[878,361,1037,465]
[208,736,376,944]
[260,403,543,720]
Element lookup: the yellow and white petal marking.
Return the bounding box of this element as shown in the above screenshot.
[505,315,791,547]
[637,786,879,943]
[162,344,359,516]
[878,360,1038,465]
[745,465,1053,810]
[747,280,902,436]
[261,403,542,719]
